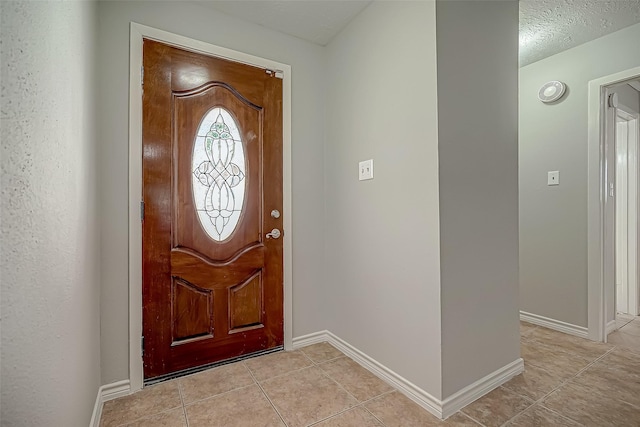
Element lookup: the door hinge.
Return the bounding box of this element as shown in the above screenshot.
[140,201,145,222]
[141,336,145,357]
[141,66,144,86]
[265,68,284,79]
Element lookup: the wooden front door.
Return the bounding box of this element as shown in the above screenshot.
[142,39,283,380]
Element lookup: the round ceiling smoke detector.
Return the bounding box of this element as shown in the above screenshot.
[538,81,566,103]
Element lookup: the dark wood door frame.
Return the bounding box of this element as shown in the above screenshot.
[127,23,292,393]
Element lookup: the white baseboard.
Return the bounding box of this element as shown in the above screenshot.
[300,331,441,417]
[292,330,328,348]
[440,358,523,418]
[89,380,131,427]
[606,319,617,335]
[520,311,588,339]
[89,387,102,427]
[293,331,523,420]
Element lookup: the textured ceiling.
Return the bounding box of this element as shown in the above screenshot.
[197,1,372,46]
[198,1,640,66]
[519,0,640,66]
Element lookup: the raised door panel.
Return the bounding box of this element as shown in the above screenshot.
[172,278,213,343]
[229,272,263,332]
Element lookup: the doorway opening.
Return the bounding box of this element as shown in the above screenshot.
[609,81,640,340]
[587,67,640,343]
[605,79,640,347]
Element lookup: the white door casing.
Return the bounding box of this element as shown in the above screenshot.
[614,106,639,316]
[615,114,629,315]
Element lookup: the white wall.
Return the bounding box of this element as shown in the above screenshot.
[324,1,443,398]
[96,1,327,383]
[520,23,640,328]
[0,2,101,425]
[436,0,520,398]
[98,0,521,404]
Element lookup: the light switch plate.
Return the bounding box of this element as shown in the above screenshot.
[547,171,559,186]
[359,159,374,181]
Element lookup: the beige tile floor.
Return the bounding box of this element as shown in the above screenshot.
[101,319,640,427]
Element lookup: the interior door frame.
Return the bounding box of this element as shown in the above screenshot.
[615,106,640,317]
[587,66,640,342]
[128,22,293,393]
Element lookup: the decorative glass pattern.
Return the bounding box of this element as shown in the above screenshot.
[192,107,246,241]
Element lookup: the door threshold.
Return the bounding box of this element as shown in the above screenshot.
[144,346,284,386]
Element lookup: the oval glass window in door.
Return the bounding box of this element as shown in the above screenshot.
[192,107,246,242]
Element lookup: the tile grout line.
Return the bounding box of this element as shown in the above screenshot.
[610,328,640,354]
[359,388,398,427]
[180,381,256,408]
[524,335,602,359]
[498,345,619,426]
[460,388,536,427]
[176,379,190,427]
[490,326,614,427]
[290,344,397,427]
[238,348,357,426]
[498,392,584,427]
[304,407,360,427]
[521,341,616,388]
[307,344,429,427]
[253,363,316,383]
[297,348,318,365]
[311,354,412,425]
[358,389,397,406]
[531,403,587,426]
[305,390,397,427]
[106,380,185,427]
[302,344,429,427]
[527,322,640,421]
[313,355,348,365]
[294,358,362,426]
[456,411,488,427]
[574,343,640,412]
[361,406,388,427]
[244,361,290,427]
[245,350,317,383]
[299,348,350,369]
[303,344,486,427]
[316,361,362,401]
[111,405,186,427]
[458,411,488,427]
